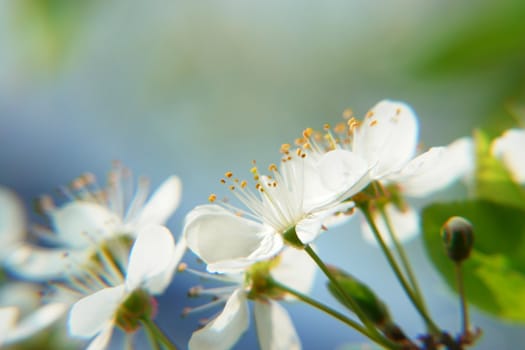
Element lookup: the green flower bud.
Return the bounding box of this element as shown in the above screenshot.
[326,266,391,327]
[441,216,474,263]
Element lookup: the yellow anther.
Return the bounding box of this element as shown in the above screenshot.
[342,108,353,119]
[280,144,291,153]
[208,194,217,202]
[303,128,313,138]
[268,163,278,172]
[229,185,235,191]
[220,179,226,184]
[295,137,306,146]
[323,123,331,131]
[396,107,402,115]
[225,171,233,178]
[250,167,258,174]
[177,263,187,272]
[365,110,375,118]
[334,122,346,134]
[241,180,247,188]
[369,119,378,127]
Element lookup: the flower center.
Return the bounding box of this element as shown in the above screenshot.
[115,289,156,332]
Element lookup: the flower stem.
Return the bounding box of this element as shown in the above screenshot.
[361,206,440,336]
[142,319,161,350]
[378,206,427,313]
[141,318,178,350]
[455,263,469,336]
[270,278,401,349]
[303,246,387,341]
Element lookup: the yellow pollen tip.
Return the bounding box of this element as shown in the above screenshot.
[250,167,258,174]
[208,194,217,202]
[342,108,353,119]
[220,179,226,184]
[241,180,247,188]
[268,164,278,172]
[280,144,291,153]
[370,120,378,127]
[365,111,375,118]
[396,108,402,115]
[177,263,187,272]
[303,127,313,138]
[323,123,330,130]
[229,185,235,191]
[225,171,233,178]
[334,122,346,134]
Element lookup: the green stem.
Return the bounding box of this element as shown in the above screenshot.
[361,206,441,336]
[271,278,401,349]
[142,319,161,350]
[455,263,469,336]
[141,318,178,350]
[379,206,427,312]
[304,246,387,340]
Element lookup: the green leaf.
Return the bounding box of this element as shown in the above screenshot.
[326,265,391,326]
[422,199,525,322]
[474,129,525,210]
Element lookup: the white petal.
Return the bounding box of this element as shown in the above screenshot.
[392,137,474,197]
[86,324,114,350]
[6,303,67,344]
[318,149,370,199]
[5,245,88,280]
[254,301,301,350]
[0,187,25,258]
[271,247,316,297]
[0,307,18,345]
[126,225,175,292]
[133,176,182,228]
[144,235,187,294]
[51,202,121,248]
[188,289,249,350]
[361,204,420,245]
[69,285,125,337]
[353,100,419,179]
[491,129,525,184]
[295,202,355,244]
[184,205,283,273]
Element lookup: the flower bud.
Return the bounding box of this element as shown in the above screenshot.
[326,266,391,327]
[441,216,474,263]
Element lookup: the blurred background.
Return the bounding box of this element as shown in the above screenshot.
[1,0,524,349]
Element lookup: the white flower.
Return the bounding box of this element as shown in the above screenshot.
[68,225,185,350]
[6,164,182,280]
[188,246,316,350]
[184,152,363,273]
[491,128,525,184]
[0,283,67,347]
[0,187,25,261]
[314,100,474,244]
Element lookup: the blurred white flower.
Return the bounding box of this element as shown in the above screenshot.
[6,164,182,280]
[184,153,360,274]
[0,283,67,347]
[187,246,316,350]
[491,128,525,184]
[0,186,26,261]
[68,225,185,350]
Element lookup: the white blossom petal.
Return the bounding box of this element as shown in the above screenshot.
[184,205,283,273]
[6,245,88,280]
[0,307,18,345]
[391,137,474,197]
[133,176,182,228]
[361,204,420,245]
[295,202,355,244]
[271,247,316,297]
[51,202,121,248]
[6,303,67,344]
[491,129,525,184]
[254,301,301,350]
[318,149,370,199]
[189,289,249,350]
[0,187,25,259]
[86,324,114,350]
[144,236,187,294]
[126,225,175,292]
[69,285,125,338]
[353,100,419,179]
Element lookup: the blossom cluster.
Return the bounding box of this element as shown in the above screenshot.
[0,100,523,350]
